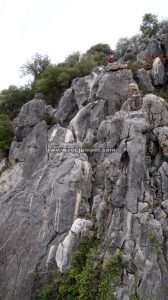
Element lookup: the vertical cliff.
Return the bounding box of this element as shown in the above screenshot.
[1,50,168,299]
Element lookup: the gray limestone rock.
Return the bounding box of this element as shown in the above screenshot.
[142,94,168,128]
[137,39,162,62]
[69,99,106,143]
[0,158,8,175]
[72,67,104,109]
[15,98,56,142]
[96,69,134,115]
[161,200,168,214]
[160,33,168,55]
[137,68,154,92]
[22,121,48,179]
[56,218,93,272]
[55,88,77,126]
[0,144,92,299]
[152,57,165,86]
[2,61,168,300]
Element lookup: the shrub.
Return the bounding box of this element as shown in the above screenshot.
[38,237,123,300]
[97,253,123,300]
[154,86,168,101]
[0,114,14,154]
[127,62,139,80]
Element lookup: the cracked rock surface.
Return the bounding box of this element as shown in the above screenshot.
[1,66,168,299]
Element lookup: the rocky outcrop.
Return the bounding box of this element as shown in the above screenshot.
[1,64,168,300]
[137,38,162,62]
[105,62,128,72]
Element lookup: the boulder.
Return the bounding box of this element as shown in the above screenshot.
[137,68,154,92]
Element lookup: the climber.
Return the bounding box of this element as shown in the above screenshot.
[108,55,114,63]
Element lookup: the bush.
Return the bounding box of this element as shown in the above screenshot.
[0,114,14,154]
[97,253,123,300]
[38,236,123,300]
[154,86,168,101]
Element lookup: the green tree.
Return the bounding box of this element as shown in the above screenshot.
[0,114,14,154]
[86,43,112,56]
[65,51,81,66]
[35,46,110,106]
[140,13,159,37]
[21,53,51,82]
[0,85,33,119]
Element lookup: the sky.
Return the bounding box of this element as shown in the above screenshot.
[0,0,168,91]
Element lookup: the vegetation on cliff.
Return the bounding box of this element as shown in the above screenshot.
[38,237,123,300]
[0,114,14,154]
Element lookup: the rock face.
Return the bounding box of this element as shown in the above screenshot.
[1,64,168,300]
[0,100,92,299]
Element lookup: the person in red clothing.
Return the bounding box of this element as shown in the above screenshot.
[108,55,114,63]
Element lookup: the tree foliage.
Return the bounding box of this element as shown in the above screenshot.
[21,53,51,82]
[0,85,33,119]
[86,43,112,55]
[140,13,159,37]
[35,44,110,105]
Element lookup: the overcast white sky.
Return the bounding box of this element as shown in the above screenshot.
[0,0,167,91]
